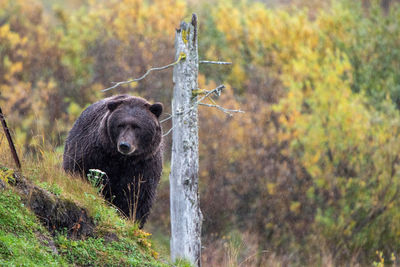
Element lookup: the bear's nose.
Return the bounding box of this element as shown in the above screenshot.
[118,142,131,154]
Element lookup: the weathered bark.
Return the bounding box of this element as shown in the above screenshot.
[169,14,202,266]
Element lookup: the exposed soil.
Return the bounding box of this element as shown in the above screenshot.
[9,172,95,239]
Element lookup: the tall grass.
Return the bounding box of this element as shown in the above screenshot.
[0,130,175,265]
[0,131,132,235]
[0,133,17,168]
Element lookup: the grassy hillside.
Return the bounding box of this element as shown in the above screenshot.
[0,143,186,266]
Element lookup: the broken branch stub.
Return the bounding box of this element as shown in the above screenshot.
[0,107,21,170]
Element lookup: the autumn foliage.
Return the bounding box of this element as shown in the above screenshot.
[2,0,400,265]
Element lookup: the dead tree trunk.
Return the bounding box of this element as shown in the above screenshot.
[169,14,202,266]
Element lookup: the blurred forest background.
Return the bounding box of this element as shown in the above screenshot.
[1,0,400,265]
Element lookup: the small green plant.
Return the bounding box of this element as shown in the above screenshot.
[87,169,106,194]
[37,182,62,196]
[173,258,193,267]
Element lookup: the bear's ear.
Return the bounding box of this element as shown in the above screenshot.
[107,100,124,111]
[149,102,163,118]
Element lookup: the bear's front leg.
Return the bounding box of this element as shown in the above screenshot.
[113,173,156,228]
[132,154,162,228]
[134,177,157,228]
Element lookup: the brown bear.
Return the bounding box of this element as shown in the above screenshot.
[63,94,163,228]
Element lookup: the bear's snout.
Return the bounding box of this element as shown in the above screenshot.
[63,94,163,228]
[118,141,135,155]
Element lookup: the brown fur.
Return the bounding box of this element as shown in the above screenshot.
[63,95,163,228]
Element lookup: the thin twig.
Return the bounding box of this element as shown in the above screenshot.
[196,85,225,104]
[102,53,186,92]
[160,115,172,124]
[178,84,241,118]
[163,125,175,137]
[196,84,244,115]
[199,103,244,116]
[208,96,217,105]
[199,60,232,65]
[238,250,269,266]
[163,85,243,137]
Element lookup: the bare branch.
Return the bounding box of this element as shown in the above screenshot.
[199,103,244,116]
[163,125,175,137]
[163,84,243,136]
[199,60,232,65]
[196,84,225,104]
[160,115,172,124]
[208,96,218,105]
[196,84,244,115]
[102,53,186,92]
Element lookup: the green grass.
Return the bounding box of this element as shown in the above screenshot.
[0,189,67,266]
[0,186,170,266]
[0,141,186,266]
[55,235,161,267]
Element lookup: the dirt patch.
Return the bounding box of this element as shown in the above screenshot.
[11,172,95,239]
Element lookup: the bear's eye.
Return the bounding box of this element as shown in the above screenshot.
[131,124,140,129]
[117,124,125,129]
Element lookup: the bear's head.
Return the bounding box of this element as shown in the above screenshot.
[104,95,163,157]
